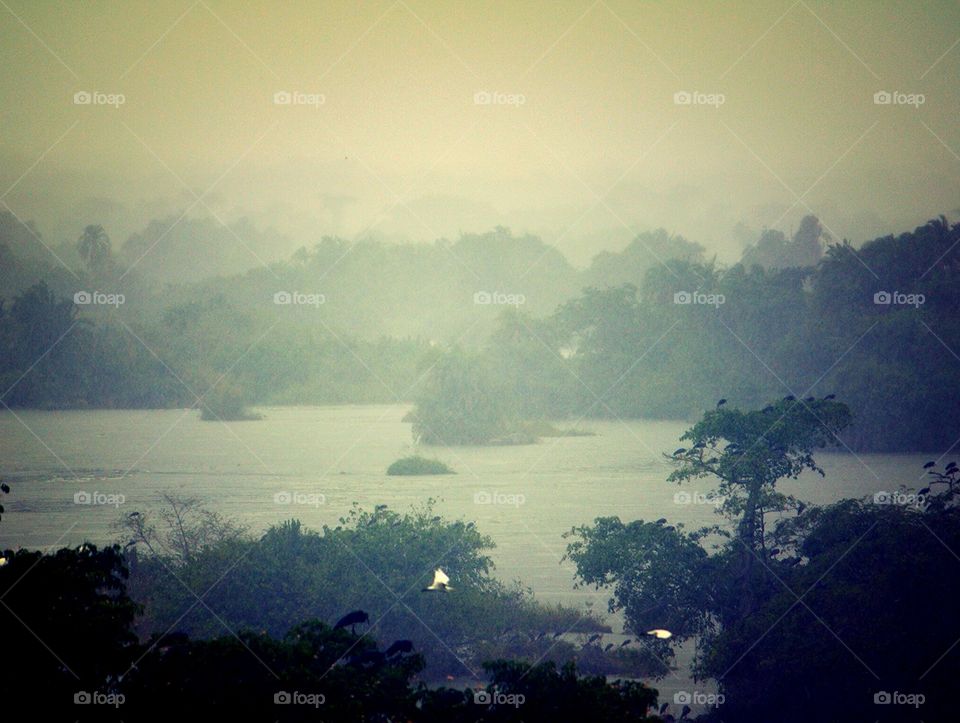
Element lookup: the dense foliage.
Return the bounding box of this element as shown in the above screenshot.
[0,537,662,719]
[412,349,519,444]
[2,210,957,450]
[477,215,960,451]
[0,544,142,706]
[118,499,663,681]
[566,401,960,721]
[386,455,455,475]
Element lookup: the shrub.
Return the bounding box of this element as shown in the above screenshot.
[387,455,455,476]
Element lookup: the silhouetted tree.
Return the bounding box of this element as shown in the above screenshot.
[76,224,111,270]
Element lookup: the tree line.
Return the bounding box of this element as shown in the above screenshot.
[2,211,957,450]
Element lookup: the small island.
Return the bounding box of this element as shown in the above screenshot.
[408,351,595,445]
[386,455,455,476]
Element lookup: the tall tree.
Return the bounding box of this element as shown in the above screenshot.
[76,224,111,270]
[667,398,852,612]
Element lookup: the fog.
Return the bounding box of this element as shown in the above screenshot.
[1,2,959,720]
[2,0,958,265]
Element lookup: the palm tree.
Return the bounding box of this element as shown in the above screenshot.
[76,224,111,270]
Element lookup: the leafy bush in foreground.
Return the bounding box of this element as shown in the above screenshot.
[121,500,653,680]
[0,541,662,720]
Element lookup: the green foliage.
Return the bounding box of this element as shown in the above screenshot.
[485,307,580,420]
[566,399,852,646]
[123,636,663,720]
[413,349,518,445]
[123,621,425,718]
[564,516,713,640]
[0,281,182,408]
[4,212,959,452]
[76,224,111,271]
[0,543,142,704]
[122,216,286,283]
[128,501,625,680]
[740,214,827,269]
[467,215,960,452]
[583,228,704,290]
[116,492,248,564]
[0,537,663,718]
[387,455,455,475]
[566,401,959,721]
[419,660,661,721]
[668,397,852,549]
[697,496,960,722]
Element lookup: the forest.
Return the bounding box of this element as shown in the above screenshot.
[2,211,956,451]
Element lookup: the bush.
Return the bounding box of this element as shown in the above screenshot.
[124,501,646,680]
[387,455,455,475]
[0,543,141,706]
[0,540,663,719]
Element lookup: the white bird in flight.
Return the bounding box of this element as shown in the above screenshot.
[422,567,453,592]
[646,629,673,639]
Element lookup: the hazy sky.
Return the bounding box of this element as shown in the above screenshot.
[1,0,958,264]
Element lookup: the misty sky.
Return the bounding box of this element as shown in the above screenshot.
[1,0,958,265]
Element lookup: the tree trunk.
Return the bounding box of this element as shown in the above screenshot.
[736,478,763,616]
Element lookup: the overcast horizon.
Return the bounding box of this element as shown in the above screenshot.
[1,0,958,268]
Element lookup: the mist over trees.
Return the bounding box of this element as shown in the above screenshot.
[122,216,292,284]
[739,214,828,270]
[417,215,957,451]
[1,210,957,450]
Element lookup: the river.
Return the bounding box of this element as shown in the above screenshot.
[0,404,932,701]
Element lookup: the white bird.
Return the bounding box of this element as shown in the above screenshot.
[422,567,453,592]
[646,629,673,639]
